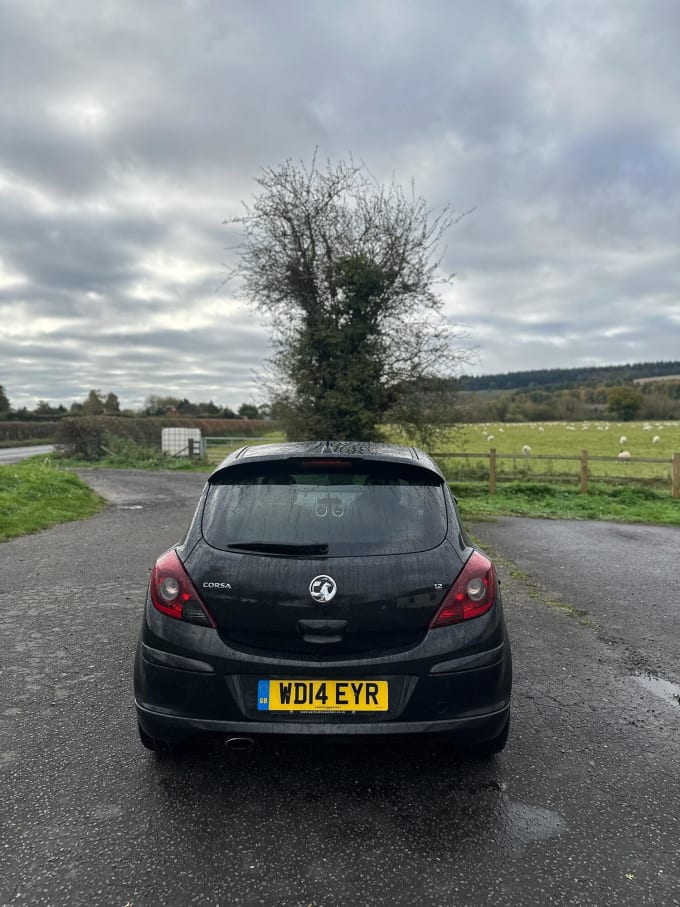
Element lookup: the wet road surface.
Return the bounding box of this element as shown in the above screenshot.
[0,445,55,464]
[473,516,680,686]
[1,471,679,906]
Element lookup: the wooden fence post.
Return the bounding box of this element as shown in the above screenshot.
[489,448,497,495]
[580,450,588,494]
[673,452,680,499]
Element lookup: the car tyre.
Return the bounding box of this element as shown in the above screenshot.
[137,721,178,754]
[460,714,510,759]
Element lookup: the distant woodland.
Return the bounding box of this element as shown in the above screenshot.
[2,361,680,434]
[458,360,680,391]
[452,360,680,422]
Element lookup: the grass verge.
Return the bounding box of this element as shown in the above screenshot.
[56,435,210,472]
[453,480,679,525]
[61,453,209,472]
[0,458,106,542]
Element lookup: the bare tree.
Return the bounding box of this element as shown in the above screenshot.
[226,155,470,441]
[0,384,10,417]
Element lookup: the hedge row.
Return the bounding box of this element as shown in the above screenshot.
[54,417,275,459]
[0,421,59,442]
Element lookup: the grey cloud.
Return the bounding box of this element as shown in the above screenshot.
[3,218,163,297]
[0,111,113,196]
[1,0,679,410]
[0,318,268,410]
[560,127,680,198]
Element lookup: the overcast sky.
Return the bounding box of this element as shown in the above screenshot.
[1,0,679,411]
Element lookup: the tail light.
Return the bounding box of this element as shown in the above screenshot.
[149,550,216,628]
[430,551,497,628]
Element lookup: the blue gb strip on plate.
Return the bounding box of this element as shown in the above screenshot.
[257,679,270,711]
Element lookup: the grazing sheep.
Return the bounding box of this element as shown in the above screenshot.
[619,435,627,445]
[486,434,494,442]
[538,426,544,432]
[522,444,531,455]
[643,424,652,431]
[652,435,660,444]
[618,450,631,459]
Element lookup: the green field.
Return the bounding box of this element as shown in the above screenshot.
[204,421,680,485]
[424,420,680,486]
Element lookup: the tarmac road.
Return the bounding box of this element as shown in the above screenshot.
[0,445,55,464]
[1,470,679,907]
[470,516,680,687]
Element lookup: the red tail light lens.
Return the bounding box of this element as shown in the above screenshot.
[149,550,216,628]
[430,551,497,628]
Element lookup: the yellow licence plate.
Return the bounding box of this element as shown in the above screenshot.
[257,679,389,712]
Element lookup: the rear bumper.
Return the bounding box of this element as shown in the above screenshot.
[136,701,511,743]
[134,599,512,745]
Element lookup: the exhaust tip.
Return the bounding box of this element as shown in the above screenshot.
[225,736,255,751]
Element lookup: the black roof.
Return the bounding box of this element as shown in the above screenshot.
[209,440,444,479]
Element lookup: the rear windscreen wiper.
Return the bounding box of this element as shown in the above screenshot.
[227,542,329,556]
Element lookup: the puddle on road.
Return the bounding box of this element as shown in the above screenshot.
[505,802,567,847]
[634,673,680,706]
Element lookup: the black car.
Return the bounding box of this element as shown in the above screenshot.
[134,441,512,756]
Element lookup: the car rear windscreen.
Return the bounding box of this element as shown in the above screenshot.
[202,460,448,555]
